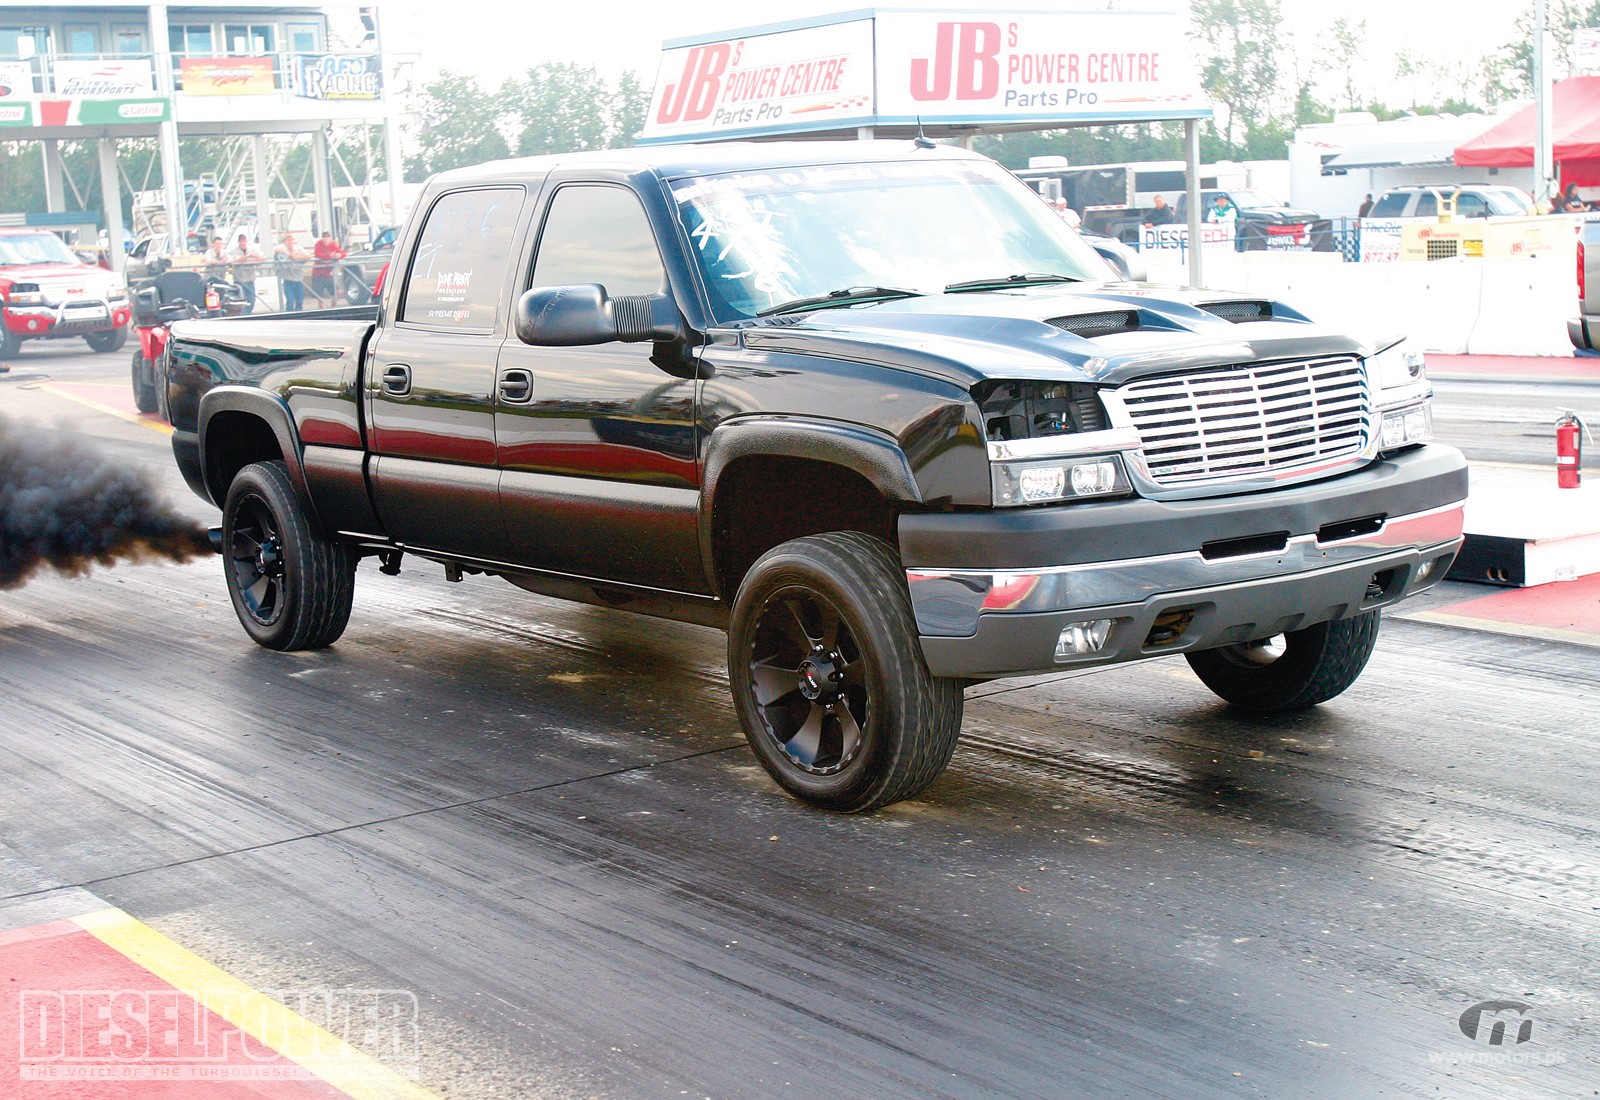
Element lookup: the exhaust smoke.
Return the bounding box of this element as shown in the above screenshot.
[0,415,213,590]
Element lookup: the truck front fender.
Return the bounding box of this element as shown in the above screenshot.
[699,416,923,588]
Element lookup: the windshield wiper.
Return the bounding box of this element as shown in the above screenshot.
[944,273,1084,293]
[757,286,924,317]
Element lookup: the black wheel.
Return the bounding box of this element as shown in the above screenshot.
[130,349,158,413]
[1185,611,1381,711]
[222,460,355,651]
[728,532,963,812]
[343,271,372,305]
[85,326,130,353]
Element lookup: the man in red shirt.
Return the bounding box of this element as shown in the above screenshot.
[310,230,347,308]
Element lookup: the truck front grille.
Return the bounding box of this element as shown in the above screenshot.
[1110,356,1369,486]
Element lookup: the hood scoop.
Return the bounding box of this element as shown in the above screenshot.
[1047,309,1140,339]
[1201,299,1274,323]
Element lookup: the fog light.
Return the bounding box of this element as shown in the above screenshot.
[1056,618,1114,659]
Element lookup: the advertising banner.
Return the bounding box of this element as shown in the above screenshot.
[873,10,1206,123]
[0,101,32,127]
[1238,219,1336,252]
[52,59,154,96]
[0,61,33,100]
[290,53,382,100]
[1139,222,1237,258]
[1360,219,1405,263]
[644,18,875,141]
[180,57,276,96]
[33,98,170,127]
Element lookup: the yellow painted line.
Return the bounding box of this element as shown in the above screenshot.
[74,908,440,1100]
[35,382,173,437]
[1401,609,1600,648]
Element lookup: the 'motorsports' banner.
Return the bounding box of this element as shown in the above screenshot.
[291,54,382,100]
[52,59,155,96]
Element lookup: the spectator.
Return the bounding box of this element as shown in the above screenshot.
[1143,194,1174,227]
[274,232,311,312]
[1562,183,1587,213]
[311,230,347,308]
[1208,193,1238,223]
[229,233,264,314]
[203,236,230,276]
[1357,193,1374,218]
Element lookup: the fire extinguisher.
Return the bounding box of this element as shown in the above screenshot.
[1556,408,1590,488]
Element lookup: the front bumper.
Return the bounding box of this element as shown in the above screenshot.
[902,445,1467,679]
[4,301,130,337]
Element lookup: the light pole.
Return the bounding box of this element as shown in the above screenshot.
[1535,0,1555,206]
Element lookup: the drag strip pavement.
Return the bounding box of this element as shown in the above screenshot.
[0,555,1594,1098]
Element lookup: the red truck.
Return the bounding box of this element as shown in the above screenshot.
[0,228,132,360]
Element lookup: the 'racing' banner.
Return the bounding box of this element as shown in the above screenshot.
[290,54,382,101]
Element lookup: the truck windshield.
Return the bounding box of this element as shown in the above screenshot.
[1225,190,1278,210]
[671,158,1111,321]
[0,232,80,267]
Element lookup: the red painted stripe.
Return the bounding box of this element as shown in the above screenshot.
[1432,571,1600,635]
[0,923,349,1099]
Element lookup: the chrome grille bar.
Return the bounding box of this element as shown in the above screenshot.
[1112,356,1371,486]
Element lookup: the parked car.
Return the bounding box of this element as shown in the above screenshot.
[338,226,397,304]
[1367,185,1535,220]
[0,228,131,358]
[1569,216,1600,351]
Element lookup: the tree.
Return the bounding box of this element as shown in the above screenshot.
[404,72,510,178]
[610,71,650,148]
[1190,0,1285,156]
[1487,0,1600,102]
[504,63,611,157]
[1327,18,1367,111]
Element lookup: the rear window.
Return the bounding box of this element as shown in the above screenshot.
[1369,192,1412,218]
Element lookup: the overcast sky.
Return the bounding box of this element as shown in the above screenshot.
[380,0,1528,106]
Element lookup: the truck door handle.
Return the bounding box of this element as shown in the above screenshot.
[382,364,412,395]
[498,369,534,403]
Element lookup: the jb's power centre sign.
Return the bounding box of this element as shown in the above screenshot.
[640,8,1207,143]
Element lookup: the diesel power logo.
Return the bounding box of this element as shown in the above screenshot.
[1458,1000,1534,1046]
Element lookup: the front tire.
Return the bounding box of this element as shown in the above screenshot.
[85,326,129,353]
[130,349,158,413]
[1184,611,1381,711]
[222,460,355,651]
[343,271,372,305]
[728,532,963,812]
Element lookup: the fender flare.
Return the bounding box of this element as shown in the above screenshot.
[197,386,321,526]
[698,416,922,589]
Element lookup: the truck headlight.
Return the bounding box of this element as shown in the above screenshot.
[993,454,1132,505]
[6,283,46,306]
[108,285,128,302]
[1368,338,1430,403]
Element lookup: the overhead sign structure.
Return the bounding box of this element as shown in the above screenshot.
[641,7,1208,143]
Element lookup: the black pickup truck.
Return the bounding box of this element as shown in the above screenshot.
[162,141,1466,812]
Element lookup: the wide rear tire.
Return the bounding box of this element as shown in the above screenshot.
[222,460,355,651]
[1184,611,1381,712]
[86,326,129,353]
[728,532,963,812]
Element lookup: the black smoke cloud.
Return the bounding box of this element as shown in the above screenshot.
[0,415,213,590]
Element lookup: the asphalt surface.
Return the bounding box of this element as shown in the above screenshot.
[2,341,1596,1098]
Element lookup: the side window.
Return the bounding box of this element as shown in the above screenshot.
[531,185,665,297]
[400,186,524,330]
[1455,193,1489,218]
[1414,193,1437,218]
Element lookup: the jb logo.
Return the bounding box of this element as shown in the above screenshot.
[909,22,1001,102]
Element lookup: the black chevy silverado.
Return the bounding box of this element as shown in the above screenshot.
[163,141,1466,811]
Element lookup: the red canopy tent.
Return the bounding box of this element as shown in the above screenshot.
[1455,75,1600,187]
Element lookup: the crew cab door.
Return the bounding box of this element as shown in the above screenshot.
[365,185,528,560]
[494,180,706,593]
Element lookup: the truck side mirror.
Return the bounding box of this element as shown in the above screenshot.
[514,284,681,346]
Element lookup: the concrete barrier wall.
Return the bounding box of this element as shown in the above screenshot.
[1144,241,1580,356]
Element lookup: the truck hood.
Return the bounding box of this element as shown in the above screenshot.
[1239,207,1322,224]
[733,283,1375,389]
[0,263,121,295]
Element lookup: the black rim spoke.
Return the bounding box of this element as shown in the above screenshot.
[784,706,826,766]
[750,658,801,706]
